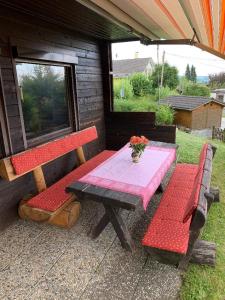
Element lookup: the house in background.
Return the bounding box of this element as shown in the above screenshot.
[112,57,154,78]
[211,89,225,103]
[160,96,225,130]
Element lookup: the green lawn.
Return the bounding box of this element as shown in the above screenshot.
[176,130,225,300]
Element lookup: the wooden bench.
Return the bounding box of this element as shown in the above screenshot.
[0,126,116,228]
[142,143,220,270]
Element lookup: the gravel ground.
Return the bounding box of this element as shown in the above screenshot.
[0,167,182,300]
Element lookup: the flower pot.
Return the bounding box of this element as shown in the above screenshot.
[132,152,141,163]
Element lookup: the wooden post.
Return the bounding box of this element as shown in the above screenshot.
[76,146,86,165]
[33,166,47,193]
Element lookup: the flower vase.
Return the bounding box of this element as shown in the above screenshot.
[132,151,141,163]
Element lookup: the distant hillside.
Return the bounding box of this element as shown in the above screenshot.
[197,76,209,84]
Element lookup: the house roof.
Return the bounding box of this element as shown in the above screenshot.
[159,95,225,111]
[112,57,154,78]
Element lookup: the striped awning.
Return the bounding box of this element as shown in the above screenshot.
[78,0,225,59]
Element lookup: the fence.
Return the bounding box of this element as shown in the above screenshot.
[212,126,225,142]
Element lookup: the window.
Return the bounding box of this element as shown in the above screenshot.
[16,62,74,145]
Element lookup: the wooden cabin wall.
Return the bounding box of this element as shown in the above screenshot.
[192,102,223,130]
[105,112,176,150]
[0,14,106,230]
[174,110,192,129]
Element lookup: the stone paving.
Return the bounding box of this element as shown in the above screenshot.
[0,174,182,300]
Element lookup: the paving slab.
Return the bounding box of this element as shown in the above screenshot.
[0,219,45,271]
[0,226,72,299]
[29,218,116,300]
[0,168,182,300]
[133,258,181,300]
[81,241,147,300]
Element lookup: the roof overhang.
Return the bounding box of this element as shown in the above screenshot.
[77,0,225,60]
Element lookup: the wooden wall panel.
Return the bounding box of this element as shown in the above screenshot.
[105,112,176,150]
[174,110,192,128]
[0,14,106,230]
[192,103,223,129]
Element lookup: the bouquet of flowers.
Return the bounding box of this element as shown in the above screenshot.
[129,135,149,163]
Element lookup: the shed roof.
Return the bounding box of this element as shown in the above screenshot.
[159,95,225,111]
[112,57,154,78]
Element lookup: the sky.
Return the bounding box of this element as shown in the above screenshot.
[112,42,225,77]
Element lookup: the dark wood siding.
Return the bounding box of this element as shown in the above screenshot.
[0,14,106,230]
[106,112,176,150]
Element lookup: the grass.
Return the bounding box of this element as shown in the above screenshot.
[177,130,225,300]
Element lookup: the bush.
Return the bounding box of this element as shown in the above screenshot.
[113,78,133,99]
[155,105,174,125]
[114,98,174,125]
[154,86,178,100]
[114,99,136,112]
[182,82,210,97]
[151,63,179,89]
[130,73,152,96]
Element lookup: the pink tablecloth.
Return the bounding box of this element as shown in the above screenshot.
[79,144,176,210]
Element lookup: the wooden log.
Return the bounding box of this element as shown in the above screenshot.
[210,187,220,202]
[33,166,47,192]
[18,198,50,222]
[190,240,216,267]
[48,201,80,228]
[18,195,75,223]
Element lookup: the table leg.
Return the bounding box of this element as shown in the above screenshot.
[103,204,134,251]
[91,212,110,239]
[91,204,134,251]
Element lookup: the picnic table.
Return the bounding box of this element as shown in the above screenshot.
[66,141,177,251]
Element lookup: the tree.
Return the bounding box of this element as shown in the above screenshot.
[20,65,67,136]
[190,65,197,82]
[151,63,179,90]
[182,82,210,97]
[185,64,191,81]
[130,73,152,96]
[208,72,225,88]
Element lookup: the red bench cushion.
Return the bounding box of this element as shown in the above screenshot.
[183,144,208,223]
[27,150,116,212]
[142,163,198,254]
[11,127,97,175]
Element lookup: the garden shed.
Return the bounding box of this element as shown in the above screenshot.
[160,95,225,130]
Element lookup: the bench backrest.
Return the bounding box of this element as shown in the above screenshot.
[0,126,97,188]
[183,144,214,230]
